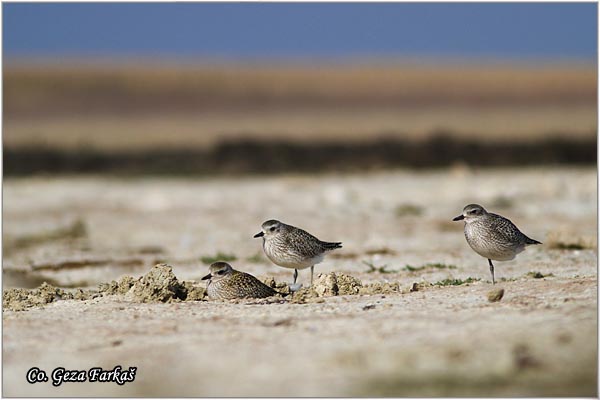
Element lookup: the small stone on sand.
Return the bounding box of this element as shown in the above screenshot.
[487,288,505,302]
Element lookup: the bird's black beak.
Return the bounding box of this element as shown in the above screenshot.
[452,215,465,221]
[201,273,212,280]
[253,231,264,238]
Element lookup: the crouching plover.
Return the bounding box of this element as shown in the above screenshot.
[254,219,342,289]
[202,262,280,300]
[453,204,542,284]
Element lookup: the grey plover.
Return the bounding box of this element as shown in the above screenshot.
[201,262,279,300]
[453,204,542,284]
[254,219,342,288]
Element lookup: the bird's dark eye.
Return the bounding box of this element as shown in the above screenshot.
[217,270,225,275]
[269,227,276,232]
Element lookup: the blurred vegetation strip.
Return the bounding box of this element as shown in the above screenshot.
[3,134,596,176]
[4,62,596,117]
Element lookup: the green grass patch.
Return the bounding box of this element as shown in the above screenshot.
[527,271,555,279]
[434,277,480,286]
[364,247,396,256]
[489,195,514,209]
[394,203,424,217]
[363,261,397,274]
[551,242,587,250]
[404,263,457,272]
[200,252,237,265]
[246,253,266,263]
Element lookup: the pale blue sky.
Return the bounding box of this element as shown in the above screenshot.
[3,3,597,61]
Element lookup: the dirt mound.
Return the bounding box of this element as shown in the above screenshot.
[359,281,403,295]
[181,281,207,301]
[3,264,207,311]
[313,272,363,296]
[98,275,137,295]
[3,283,93,311]
[288,287,322,304]
[262,276,292,296]
[285,272,364,304]
[3,265,407,311]
[99,264,206,302]
[124,264,186,303]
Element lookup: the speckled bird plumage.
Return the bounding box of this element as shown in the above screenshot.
[257,220,341,269]
[254,219,342,286]
[202,262,279,300]
[453,204,541,283]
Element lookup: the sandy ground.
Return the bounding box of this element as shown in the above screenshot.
[2,166,597,396]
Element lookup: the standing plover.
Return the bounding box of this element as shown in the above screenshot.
[453,204,541,284]
[201,262,279,300]
[254,219,342,288]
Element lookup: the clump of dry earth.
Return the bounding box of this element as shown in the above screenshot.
[3,264,408,311]
[3,264,207,311]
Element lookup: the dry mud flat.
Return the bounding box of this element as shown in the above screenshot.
[2,167,597,396]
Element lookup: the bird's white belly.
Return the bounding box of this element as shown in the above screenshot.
[472,247,517,261]
[268,254,324,270]
[263,241,324,269]
[466,234,521,261]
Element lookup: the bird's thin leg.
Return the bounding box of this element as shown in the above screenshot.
[310,265,314,287]
[288,268,302,294]
[488,259,495,284]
